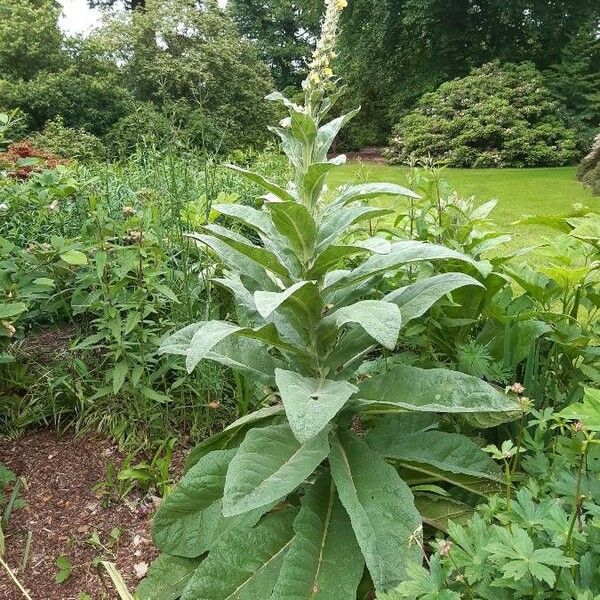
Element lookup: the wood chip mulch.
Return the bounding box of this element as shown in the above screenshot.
[0,430,162,600]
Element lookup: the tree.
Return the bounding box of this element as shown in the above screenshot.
[97,0,276,150]
[228,0,323,89]
[545,20,600,148]
[0,0,66,80]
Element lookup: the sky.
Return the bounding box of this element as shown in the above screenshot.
[59,0,228,35]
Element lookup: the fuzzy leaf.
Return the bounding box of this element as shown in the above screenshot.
[385,273,484,324]
[356,364,520,427]
[223,423,329,517]
[181,509,297,600]
[152,449,236,557]
[254,281,321,320]
[137,555,202,600]
[329,431,422,593]
[184,406,285,471]
[269,202,317,263]
[271,472,364,600]
[275,369,357,442]
[321,300,401,350]
[314,109,360,162]
[226,164,297,203]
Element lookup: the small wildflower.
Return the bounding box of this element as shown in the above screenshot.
[439,540,453,557]
[48,200,59,212]
[0,202,8,213]
[122,205,136,216]
[574,421,585,432]
[510,382,525,394]
[519,396,532,412]
[207,400,221,409]
[124,230,142,244]
[336,0,348,8]
[4,322,16,337]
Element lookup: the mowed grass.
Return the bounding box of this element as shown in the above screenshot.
[329,163,599,248]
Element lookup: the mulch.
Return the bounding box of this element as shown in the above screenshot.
[0,430,163,600]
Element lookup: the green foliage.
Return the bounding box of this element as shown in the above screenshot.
[387,62,579,168]
[0,0,66,80]
[229,0,323,89]
[143,7,519,598]
[28,117,106,161]
[385,398,600,599]
[97,0,276,152]
[545,20,600,150]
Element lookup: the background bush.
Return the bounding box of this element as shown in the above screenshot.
[386,62,580,168]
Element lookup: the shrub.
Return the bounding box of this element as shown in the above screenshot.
[578,131,600,195]
[387,62,579,168]
[28,117,106,162]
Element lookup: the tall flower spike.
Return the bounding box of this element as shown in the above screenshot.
[303,0,346,97]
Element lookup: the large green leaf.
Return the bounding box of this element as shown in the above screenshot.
[385,273,484,324]
[329,431,422,593]
[159,322,279,384]
[325,242,482,292]
[413,495,473,532]
[275,369,357,442]
[226,164,298,203]
[186,321,306,373]
[187,233,273,289]
[202,224,292,280]
[254,281,321,320]
[0,302,27,319]
[269,202,317,264]
[301,160,343,205]
[137,554,202,600]
[185,406,285,471]
[366,425,502,483]
[320,300,401,350]
[213,203,277,238]
[356,364,520,427]
[307,246,369,280]
[333,183,419,207]
[152,449,236,558]
[558,388,600,430]
[314,109,360,162]
[181,508,297,600]
[223,423,329,517]
[271,472,364,600]
[316,206,393,252]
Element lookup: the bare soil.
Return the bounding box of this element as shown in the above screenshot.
[0,430,161,600]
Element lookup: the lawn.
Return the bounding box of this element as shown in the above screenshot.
[329,164,598,246]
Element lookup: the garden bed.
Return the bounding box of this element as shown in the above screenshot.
[0,431,162,600]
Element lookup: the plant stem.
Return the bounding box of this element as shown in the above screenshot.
[0,557,33,600]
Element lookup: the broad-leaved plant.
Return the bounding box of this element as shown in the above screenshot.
[140,2,520,598]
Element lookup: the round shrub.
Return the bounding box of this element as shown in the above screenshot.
[28,117,105,161]
[387,62,579,168]
[578,132,600,195]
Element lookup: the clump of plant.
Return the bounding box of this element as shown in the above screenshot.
[28,117,106,162]
[386,62,579,168]
[0,141,67,179]
[382,388,600,599]
[141,2,520,598]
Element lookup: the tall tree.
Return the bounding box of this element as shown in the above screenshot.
[0,0,66,80]
[228,0,323,89]
[546,20,600,129]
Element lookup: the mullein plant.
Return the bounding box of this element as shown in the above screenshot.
[139,1,520,598]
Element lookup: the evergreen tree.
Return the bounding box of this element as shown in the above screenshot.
[545,21,600,130]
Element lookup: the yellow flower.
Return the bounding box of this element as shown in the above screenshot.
[336,0,348,9]
[323,67,333,77]
[310,73,321,84]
